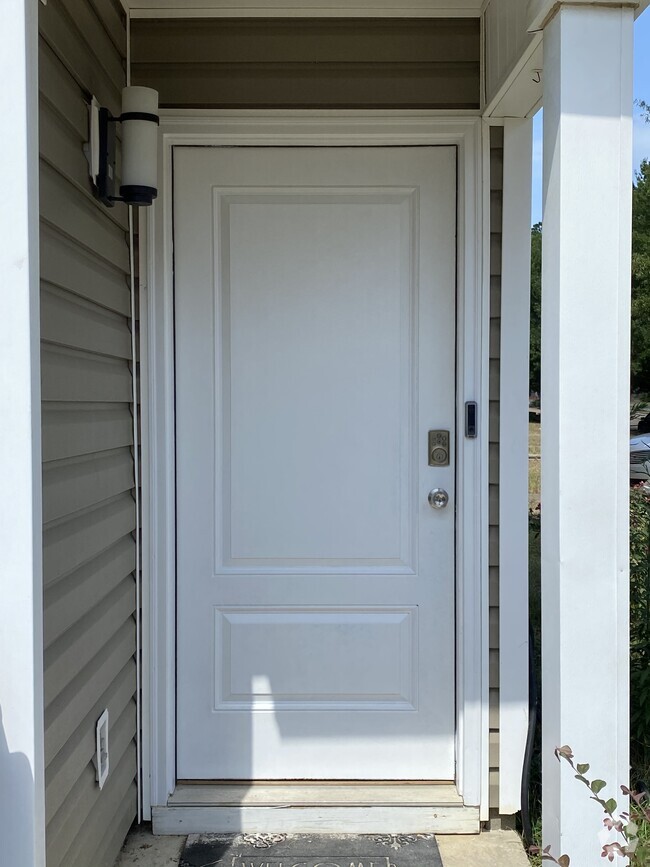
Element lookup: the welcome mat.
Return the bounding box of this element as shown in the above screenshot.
[180,833,443,867]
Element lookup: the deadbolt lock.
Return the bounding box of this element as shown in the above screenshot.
[428,430,450,467]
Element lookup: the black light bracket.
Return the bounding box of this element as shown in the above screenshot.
[120,111,160,124]
[97,107,118,207]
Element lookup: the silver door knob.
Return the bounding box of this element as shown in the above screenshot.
[428,489,449,510]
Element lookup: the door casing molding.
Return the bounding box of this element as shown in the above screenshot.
[140,110,490,819]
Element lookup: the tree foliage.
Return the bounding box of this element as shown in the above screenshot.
[530,223,542,393]
[529,161,650,393]
[632,160,650,392]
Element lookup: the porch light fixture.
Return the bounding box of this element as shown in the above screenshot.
[86,86,159,207]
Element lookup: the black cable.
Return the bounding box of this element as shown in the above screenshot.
[521,622,539,847]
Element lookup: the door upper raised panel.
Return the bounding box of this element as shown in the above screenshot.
[216,189,417,573]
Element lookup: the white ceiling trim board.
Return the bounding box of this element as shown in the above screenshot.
[127,0,482,18]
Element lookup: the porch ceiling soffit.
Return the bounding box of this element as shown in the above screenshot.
[125,0,483,18]
[528,0,643,32]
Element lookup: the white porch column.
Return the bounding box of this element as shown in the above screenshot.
[535,3,634,863]
[0,1,45,865]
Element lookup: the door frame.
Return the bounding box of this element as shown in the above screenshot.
[140,111,490,820]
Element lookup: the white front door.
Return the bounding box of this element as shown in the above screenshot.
[174,146,457,781]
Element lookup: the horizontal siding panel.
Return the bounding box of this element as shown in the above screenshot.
[133,18,480,64]
[489,317,500,363]
[39,0,134,861]
[489,129,502,813]
[43,448,134,523]
[489,607,499,650]
[39,100,124,196]
[88,0,127,55]
[489,731,499,767]
[42,403,133,462]
[44,536,135,648]
[489,400,500,443]
[489,358,500,398]
[40,224,130,316]
[491,125,504,148]
[489,566,499,604]
[489,688,499,728]
[489,443,499,485]
[39,97,93,193]
[40,162,129,267]
[132,17,480,109]
[93,783,139,867]
[490,769,500,809]
[490,189,503,231]
[489,525,499,567]
[45,618,135,765]
[489,648,499,685]
[490,147,504,191]
[489,484,499,526]
[490,277,502,318]
[47,699,136,867]
[44,579,135,706]
[41,287,132,359]
[59,748,137,867]
[43,493,135,586]
[39,39,88,141]
[134,61,480,109]
[39,0,122,115]
[490,234,502,277]
[45,659,135,821]
[39,84,125,186]
[56,0,125,85]
[41,346,132,403]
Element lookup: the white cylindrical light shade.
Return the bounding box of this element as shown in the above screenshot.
[120,86,159,205]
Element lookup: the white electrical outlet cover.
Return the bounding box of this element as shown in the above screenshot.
[96,709,109,789]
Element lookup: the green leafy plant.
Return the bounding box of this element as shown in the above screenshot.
[631,486,650,770]
[532,746,650,865]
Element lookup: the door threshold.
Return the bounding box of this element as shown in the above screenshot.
[170,781,462,807]
[152,782,480,835]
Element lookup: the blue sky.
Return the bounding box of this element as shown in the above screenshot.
[531,10,650,224]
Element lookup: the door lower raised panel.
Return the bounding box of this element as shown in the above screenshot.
[214,607,418,712]
[174,146,457,780]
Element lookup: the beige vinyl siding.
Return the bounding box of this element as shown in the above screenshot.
[488,124,504,813]
[131,17,480,109]
[483,0,535,107]
[39,1,138,866]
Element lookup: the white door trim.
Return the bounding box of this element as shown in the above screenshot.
[141,110,489,819]
[498,117,533,815]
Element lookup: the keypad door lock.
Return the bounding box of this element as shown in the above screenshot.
[428,430,450,467]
